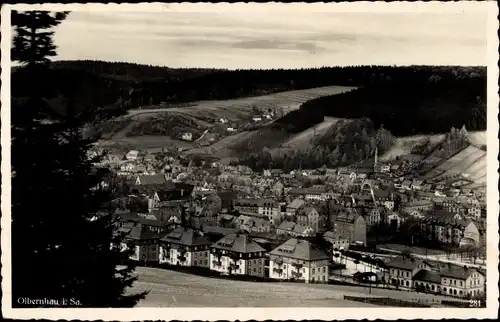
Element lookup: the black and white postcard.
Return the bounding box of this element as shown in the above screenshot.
[1,2,498,320]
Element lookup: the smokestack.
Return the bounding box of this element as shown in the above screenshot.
[243,235,248,252]
[180,206,186,227]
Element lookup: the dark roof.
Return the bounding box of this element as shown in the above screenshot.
[235,198,260,207]
[118,223,160,241]
[323,231,348,240]
[384,258,420,271]
[211,234,265,254]
[202,226,239,236]
[155,184,194,201]
[277,221,312,235]
[335,212,360,224]
[439,266,478,280]
[353,271,378,278]
[235,198,278,208]
[248,231,275,240]
[413,269,441,283]
[160,227,211,246]
[269,238,329,261]
[137,174,167,185]
[373,188,393,199]
[288,187,326,195]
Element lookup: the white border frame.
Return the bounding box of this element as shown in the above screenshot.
[1,2,499,320]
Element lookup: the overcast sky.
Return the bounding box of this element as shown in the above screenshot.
[45,3,490,69]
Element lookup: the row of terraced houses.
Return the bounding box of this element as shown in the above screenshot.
[113,224,330,283]
[113,223,485,298]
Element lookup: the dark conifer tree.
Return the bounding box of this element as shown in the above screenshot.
[11,10,147,307]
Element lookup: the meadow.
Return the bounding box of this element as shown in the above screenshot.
[101,86,356,152]
[128,267,466,307]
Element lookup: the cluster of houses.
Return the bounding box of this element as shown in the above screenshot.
[113,218,485,299]
[114,220,329,283]
[99,144,486,250]
[381,257,485,299]
[97,144,487,299]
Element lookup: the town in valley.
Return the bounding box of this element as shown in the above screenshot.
[7,4,492,312]
[93,108,487,307]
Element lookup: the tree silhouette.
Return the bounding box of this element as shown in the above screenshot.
[11,11,69,66]
[11,10,147,307]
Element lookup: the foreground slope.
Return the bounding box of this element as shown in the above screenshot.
[128,267,466,307]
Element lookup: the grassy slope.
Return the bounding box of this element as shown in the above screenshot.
[280,117,343,150]
[379,134,446,162]
[105,86,356,151]
[422,145,486,185]
[129,267,464,307]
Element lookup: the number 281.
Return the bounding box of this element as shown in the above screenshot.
[469,300,482,307]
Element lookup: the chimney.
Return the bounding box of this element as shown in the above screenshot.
[180,206,186,227]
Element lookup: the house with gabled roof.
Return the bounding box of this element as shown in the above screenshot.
[333,212,367,245]
[269,238,329,283]
[323,231,350,250]
[366,207,383,227]
[114,210,171,235]
[159,227,212,267]
[439,265,485,298]
[234,198,260,214]
[296,207,320,233]
[257,198,281,222]
[411,179,425,191]
[287,186,328,201]
[384,258,433,289]
[113,222,160,263]
[126,150,140,161]
[459,220,483,247]
[210,234,266,277]
[285,198,305,219]
[401,180,412,190]
[402,199,434,213]
[276,221,314,238]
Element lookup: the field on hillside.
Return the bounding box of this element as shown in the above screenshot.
[280,117,343,151]
[188,127,291,159]
[128,267,456,307]
[160,86,355,120]
[422,145,486,187]
[379,134,446,162]
[185,130,255,157]
[101,86,356,150]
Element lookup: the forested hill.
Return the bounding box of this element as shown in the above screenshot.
[274,68,486,136]
[11,61,486,126]
[49,60,216,83]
